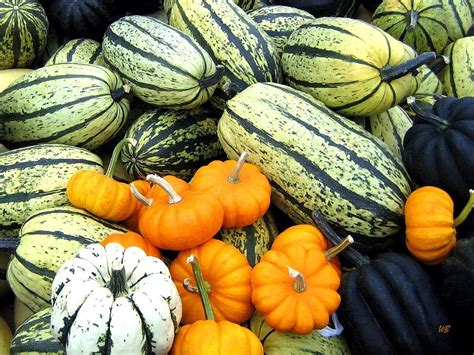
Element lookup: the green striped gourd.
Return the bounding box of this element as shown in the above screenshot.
[250,312,351,354]
[0,145,103,239]
[281,18,436,117]
[217,211,278,267]
[248,6,316,55]
[0,0,48,69]
[371,0,448,54]
[0,63,130,150]
[11,308,65,355]
[164,0,258,16]
[218,83,411,243]
[169,0,282,110]
[121,107,225,181]
[45,38,104,66]
[103,15,221,109]
[440,0,472,41]
[368,106,413,161]
[442,37,474,97]
[7,206,126,312]
[414,65,444,95]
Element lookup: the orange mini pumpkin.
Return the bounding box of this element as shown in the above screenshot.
[171,254,263,355]
[251,236,353,334]
[405,186,474,264]
[100,231,161,258]
[170,239,253,324]
[132,174,224,251]
[67,138,138,221]
[122,180,151,232]
[190,152,271,228]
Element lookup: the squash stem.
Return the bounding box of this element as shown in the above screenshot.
[183,278,211,293]
[105,138,137,178]
[407,10,419,31]
[130,183,154,207]
[228,152,250,184]
[288,267,306,293]
[0,238,19,253]
[324,236,354,260]
[146,175,182,204]
[427,55,450,75]
[454,189,474,227]
[187,254,214,321]
[111,84,131,101]
[199,65,225,89]
[407,96,450,127]
[380,52,436,82]
[109,261,128,298]
[312,210,369,267]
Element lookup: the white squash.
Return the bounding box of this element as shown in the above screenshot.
[50,243,182,355]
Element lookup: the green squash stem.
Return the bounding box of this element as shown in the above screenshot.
[312,211,369,267]
[288,267,306,293]
[454,189,474,227]
[111,84,131,101]
[105,138,137,178]
[324,235,354,260]
[380,52,436,82]
[427,55,450,75]
[187,254,214,320]
[0,238,19,253]
[146,174,182,204]
[407,10,419,31]
[228,152,250,184]
[199,65,225,89]
[109,261,128,298]
[407,96,450,127]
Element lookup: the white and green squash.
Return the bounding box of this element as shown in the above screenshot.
[442,36,474,98]
[45,38,104,66]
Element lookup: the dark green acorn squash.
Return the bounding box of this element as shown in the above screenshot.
[271,0,360,17]
[312,211,455,355]
[403,96,474,213]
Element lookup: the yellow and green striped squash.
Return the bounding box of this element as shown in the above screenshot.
[45,38,104,66]
[442,37,474,98]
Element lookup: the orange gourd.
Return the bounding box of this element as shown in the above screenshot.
[132,174,224,250]
[405,186,474,264]
[170,239,253,324]
[67,138,138,221]
[251,236,353,334]
[171,254,263,355]
[190,152,271,228]
[100,231,161,258]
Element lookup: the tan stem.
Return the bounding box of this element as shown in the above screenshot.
[130,183,153,207]
[183,278,199,293]
[288,267,306,293]
[146,174,182,204]
[228,152,250,184]
[454,189,474,227]
[324,236,354,261]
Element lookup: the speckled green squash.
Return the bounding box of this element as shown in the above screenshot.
[217,211,278,267]
[45,38,104,66]
[218,82,411,242]
[440,0,472,41]
[442,37,474,98]
[250,312,351,354]
[7,206,126,312]
[414,65,444,96]
[11,307,65,355]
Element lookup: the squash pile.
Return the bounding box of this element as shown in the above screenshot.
[0,0,473,353]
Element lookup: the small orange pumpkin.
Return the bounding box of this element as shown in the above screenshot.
[100,231,161,258]
[170,239,253,324]
[171,254,263,355]
[190,152,271,228]
[132,174,224,250]
[122,180,151,232]
[67,138,138,221]
[405,186,474,264]
[271,224,341,276]
[251,236,353,334]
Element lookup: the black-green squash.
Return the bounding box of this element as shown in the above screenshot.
[441,37,474,98]
[45,38,104,66]
[121,107,225,181]
[0,0,48,69]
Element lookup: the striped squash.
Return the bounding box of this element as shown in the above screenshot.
[103,15,221,109]
[217,211,279,267]
[45,38,104,66]
[0,0,48,69]
[11,308,65,355]
[282,18,434,117]
[7,206,126,312]
[218,83,411,243]
[371,0,448,54]
[441,0,472,41]
[248,6,316,55]
[0,63,130,150]
[164,0,259,16]
[169,0,282,110]
[442,37,474,98]
[414,65,444,96]
[0,144,103,239]
[368,106,413,161]
[121,107,225,181]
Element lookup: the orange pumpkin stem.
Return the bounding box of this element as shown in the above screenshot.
[147,174,182,204]
[130,183,153,207]
[288,267,306,293]
[454,189,474,227]
[187,254,214,321]
[228,152,250,184]
[109,261,128,298]
[105,138,137,178]
[324,236,354,261]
